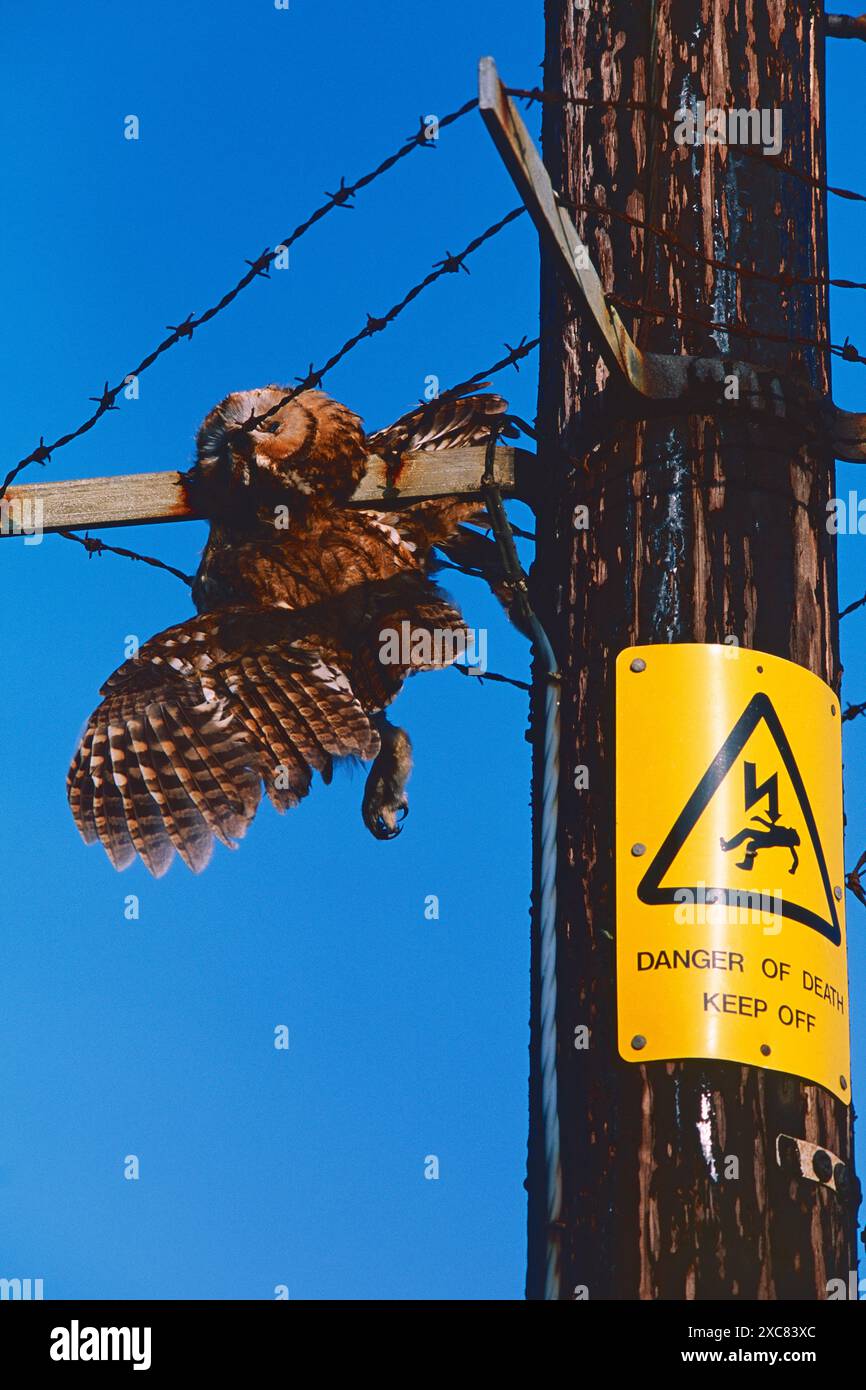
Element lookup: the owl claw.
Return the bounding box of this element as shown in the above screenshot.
[363,789,409,840]
[362,717,412,841]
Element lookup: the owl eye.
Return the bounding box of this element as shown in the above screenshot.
[258,420,281,435]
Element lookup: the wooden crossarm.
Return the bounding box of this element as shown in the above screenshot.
[0,445,530,537]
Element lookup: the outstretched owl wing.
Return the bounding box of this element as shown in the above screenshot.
[67,578,471,876]
[367,389,519,462]
[67,608,380,877]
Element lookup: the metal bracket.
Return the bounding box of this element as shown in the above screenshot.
[776,1133,849,1195]
[826,13,866,42]
[478,56,866,463]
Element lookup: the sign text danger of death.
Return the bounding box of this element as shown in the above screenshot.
[615,644,850,1102]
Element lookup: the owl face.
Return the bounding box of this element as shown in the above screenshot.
[193,387,369,512]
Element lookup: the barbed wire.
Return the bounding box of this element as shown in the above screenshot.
[375,333,540,450]
[40,211,528,583]
[504,87,866,375]
[423,334,540,409]
[1,96,480,500]
[233,208,526,432]
[771,328,859,371]
[56,528,194,585]
[49,326,538,585]
[608,291,866,365]
[571,197,866,293]
[505,86,866,206]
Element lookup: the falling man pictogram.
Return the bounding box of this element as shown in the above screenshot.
[719,761,800,875]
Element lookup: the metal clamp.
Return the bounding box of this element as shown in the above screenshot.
[776,1133,850,1195]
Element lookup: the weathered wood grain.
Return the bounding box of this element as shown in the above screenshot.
[0,446,528,536]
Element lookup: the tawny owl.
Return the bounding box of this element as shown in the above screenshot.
[67,386,519,875]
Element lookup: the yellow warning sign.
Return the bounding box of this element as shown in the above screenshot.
[616,644,850,1102]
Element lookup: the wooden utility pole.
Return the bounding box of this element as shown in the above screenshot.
[527,1,858,1299]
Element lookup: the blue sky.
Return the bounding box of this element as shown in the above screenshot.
[2,0,865,1301]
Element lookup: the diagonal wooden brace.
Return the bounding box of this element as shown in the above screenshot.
[479,56,866,463]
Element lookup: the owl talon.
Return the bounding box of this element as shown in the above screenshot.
[363,791,409,840]
[362,716,412,841]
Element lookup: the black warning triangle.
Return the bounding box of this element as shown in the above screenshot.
[637,692,841,945]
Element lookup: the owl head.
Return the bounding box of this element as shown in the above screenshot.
[191,387,369,515]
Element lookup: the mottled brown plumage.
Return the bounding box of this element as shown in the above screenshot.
[68,386,519,875]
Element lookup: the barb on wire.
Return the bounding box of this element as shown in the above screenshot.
[379,334,540,450]
[57,529,194,586]
[434,334,540,404]
[2,96,480,499]
[235,208,526,432]
[833,337,866,368]
[841,698,866,723]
